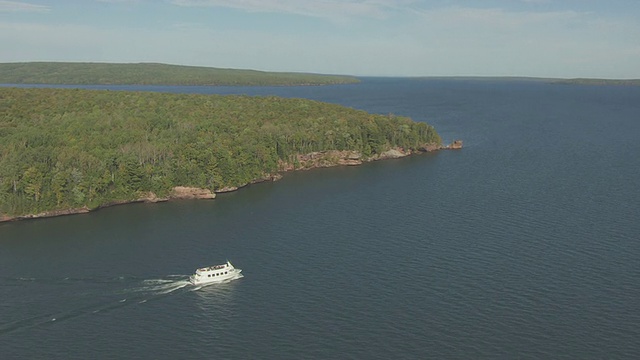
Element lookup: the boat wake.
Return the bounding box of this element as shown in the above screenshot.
[0,275,201,336]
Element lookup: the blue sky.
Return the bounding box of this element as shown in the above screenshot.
[1,0,639,78]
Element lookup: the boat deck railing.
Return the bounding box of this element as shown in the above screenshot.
[196,263,230,273]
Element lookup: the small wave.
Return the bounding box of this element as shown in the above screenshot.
[142,279,175,285]
[9,276,143,285]
[155,282,189,295]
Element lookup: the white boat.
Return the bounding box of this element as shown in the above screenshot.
[189,261,243,285]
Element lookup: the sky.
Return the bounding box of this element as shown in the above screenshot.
[1,0,639,78]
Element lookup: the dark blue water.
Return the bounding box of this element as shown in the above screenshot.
[1,79,639,359]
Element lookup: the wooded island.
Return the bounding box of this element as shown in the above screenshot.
[0,87,442,220]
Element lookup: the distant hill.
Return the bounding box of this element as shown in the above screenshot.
[0,62,360,86]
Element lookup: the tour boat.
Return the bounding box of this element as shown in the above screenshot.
[189,261,243,285]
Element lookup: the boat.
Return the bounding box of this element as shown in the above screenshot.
[189,261,243,285]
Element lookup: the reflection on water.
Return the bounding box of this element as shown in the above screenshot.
[188,276,245,350]
[193,275,243,311]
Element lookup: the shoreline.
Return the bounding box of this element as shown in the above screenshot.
[0,141,462,224]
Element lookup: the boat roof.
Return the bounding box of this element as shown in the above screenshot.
[196,261,233,272]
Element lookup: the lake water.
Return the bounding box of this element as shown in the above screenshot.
[1,79,639,359]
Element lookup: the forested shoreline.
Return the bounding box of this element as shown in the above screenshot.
[0,87,442,220]
[0,62,359,86]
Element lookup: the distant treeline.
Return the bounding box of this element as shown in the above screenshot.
[0,62,360,86]
[412,76,640,86]
[0,88,441,217]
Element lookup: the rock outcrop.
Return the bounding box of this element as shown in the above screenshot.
[294,150,364,169]
[215,186,239,193]
[378,149,407,159]
[277,145,453,172]
[250,173,283,184]
[449,140,463,149]
[0,206,91,222]
[215,173,284,193]
[170,186,216,199]
[419,144,440,152]
[137,192,168,203]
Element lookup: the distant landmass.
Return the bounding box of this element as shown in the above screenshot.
[0,62,360,86]
[552,78,640,86]
[414,76,640,86]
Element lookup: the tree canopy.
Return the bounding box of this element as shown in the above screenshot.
[0,87,441,217]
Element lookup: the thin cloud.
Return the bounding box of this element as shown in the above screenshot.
[0,0,50,12]
[170,0,412,19]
